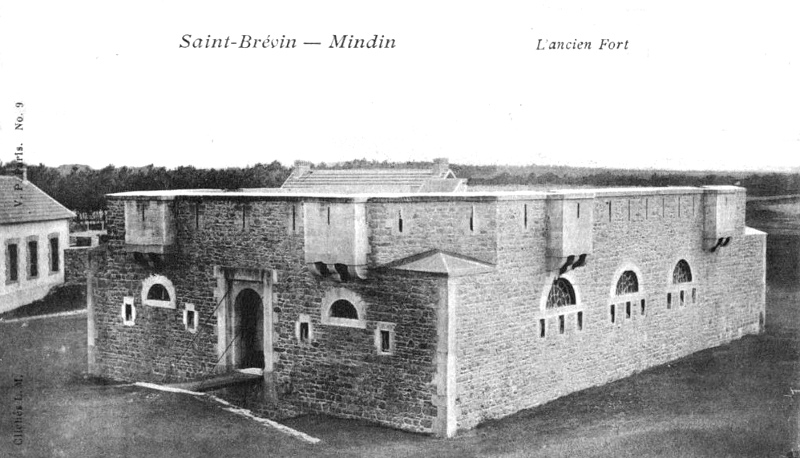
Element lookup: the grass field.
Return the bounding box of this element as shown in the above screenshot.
[0,197,798,457]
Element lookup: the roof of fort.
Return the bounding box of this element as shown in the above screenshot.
[0,175,75,225]
[280,159,466,193]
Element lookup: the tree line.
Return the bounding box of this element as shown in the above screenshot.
[1,160,798,216]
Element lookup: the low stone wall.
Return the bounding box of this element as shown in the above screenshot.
[64,246,94,286]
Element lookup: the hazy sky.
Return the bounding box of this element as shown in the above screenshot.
[1,1,798,171]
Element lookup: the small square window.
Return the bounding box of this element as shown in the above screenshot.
[121,296,136,326]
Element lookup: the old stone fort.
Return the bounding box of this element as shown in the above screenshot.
[88,158,766,437]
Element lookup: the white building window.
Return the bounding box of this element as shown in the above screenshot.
[141,275,177,309]
[122,296,136,326]
[183,303,198,332]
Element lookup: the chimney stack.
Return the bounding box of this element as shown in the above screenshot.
[294,160,312,176]
[432,158,449,176]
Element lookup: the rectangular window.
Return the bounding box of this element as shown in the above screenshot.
[380,330,391,352]
[28,240,38,278]
[692,288,697,304]
[122,296,136,326]
[7,243,18,282]
[300,322,310,343]
[375,322,394,355]
[559,315,565,334]
[626,301,631,319]
[667,293,672,309]
[641,299,646,315]
[50,237,60,272]
[539,319,546,338]
[610,304,616,323]
[577,311,583,331]
[680,290,685,306]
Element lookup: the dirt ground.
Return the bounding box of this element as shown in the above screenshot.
[1,197,798,457]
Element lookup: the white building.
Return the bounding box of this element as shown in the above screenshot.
[1,172,74,313]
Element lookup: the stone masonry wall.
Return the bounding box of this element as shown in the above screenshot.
[93,197,442,433]
[454,189,765,429]
[368,198,498,265]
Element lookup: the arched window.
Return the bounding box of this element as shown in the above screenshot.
[615,271,639,295]
[321,288,367,329]
[546,278,576,309]
[141,275,177,309]
[672,260,693,284]
[147,284,170,301]
[330,300,358,319]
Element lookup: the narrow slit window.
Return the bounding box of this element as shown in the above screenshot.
[327,206,331,225]
[242,206,247,230]
[610,304,616,323]
[626,301,631,319]
[291,205,296,232]
[641,299,646,315]
[194,202,201,229]
[523,204,528,229]
[577,203,580,219]
[125,302,133,322]
[469,206,475,232]
[667,293,672,309]
[559,315,565,334]
[577,311,583,331]
[398,210,403,233]
[539,319,546,338]
[692,288,697,303]
[680,290,685,306]
[608,201,612,220]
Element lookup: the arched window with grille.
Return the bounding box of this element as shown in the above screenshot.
[546,278,576,309]
[329,299,358,319]
[672,260,693,284]
[141,275,177,309]
[321,288,367,328]
[615,270,639,295]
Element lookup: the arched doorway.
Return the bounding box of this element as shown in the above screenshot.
[234,288,264,369]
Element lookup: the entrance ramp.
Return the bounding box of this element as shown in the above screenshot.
[167,368,263,392]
